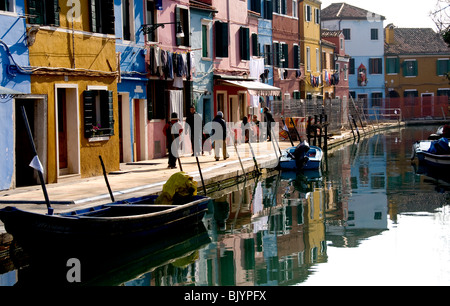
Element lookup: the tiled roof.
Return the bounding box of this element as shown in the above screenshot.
[321,2,385,21]
[385,27,450,55]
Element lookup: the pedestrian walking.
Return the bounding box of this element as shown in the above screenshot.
[211,111,228,161]
[242,116,249,143]
[186,105,203,156]
[263,107,275,141]
[163,112,183,169]
[252,115,260,142]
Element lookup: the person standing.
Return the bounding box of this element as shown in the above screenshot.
[163,112,183,169]
[252,115,260,142]
[186,105,203,156]
[263,107,275,141]
[211,111,228,161]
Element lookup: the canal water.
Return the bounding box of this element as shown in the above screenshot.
[1,125,449,286]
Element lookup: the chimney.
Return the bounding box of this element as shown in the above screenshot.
[385,24,395,44]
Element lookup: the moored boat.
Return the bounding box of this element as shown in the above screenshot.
[279,141,323,171]
[412,139,450,168]
[0,194,210,250]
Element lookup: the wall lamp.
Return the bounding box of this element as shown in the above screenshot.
[141,22,184,38]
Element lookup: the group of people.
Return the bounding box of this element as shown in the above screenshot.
[163,106,276,168]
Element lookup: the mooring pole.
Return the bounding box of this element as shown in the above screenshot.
[99,155,115,202]
[21,105,53,215]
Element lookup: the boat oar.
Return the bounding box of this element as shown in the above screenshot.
[21,106,53,215]
[99,155,115,202]
[195,156,207,195]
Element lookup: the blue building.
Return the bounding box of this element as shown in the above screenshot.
[189,1,217,124]
[257,0,274,88]
[114,0,148,163]
[321,3,386,110]
[0,1,32,190]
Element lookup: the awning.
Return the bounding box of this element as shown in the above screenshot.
[0,86,26,98]
[222,80,281,96]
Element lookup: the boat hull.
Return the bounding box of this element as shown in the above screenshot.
[0,195,210,249]
[413,140,450,168]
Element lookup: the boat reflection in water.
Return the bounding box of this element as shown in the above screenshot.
[15,222,211,286]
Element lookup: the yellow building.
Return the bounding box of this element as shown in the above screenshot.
[299,0,323,99]
[384,25,450,118]
[27,0,119,183]
[321,39,335,99]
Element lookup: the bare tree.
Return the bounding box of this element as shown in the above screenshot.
[430,0,450,33]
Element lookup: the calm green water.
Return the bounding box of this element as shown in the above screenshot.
[2,125,449,286]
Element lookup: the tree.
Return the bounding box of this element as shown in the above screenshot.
[430,1,450,80]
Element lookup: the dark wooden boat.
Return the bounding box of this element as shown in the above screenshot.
[0,195,210,248]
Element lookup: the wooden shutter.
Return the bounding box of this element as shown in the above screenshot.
[27,0,43,24]
[99,90,114,136]
[104,0,115,34]
[265,0,273,20]
[293,45,299,69]
[252,33,258,57]
[89,0,98,33]
[240,27,250,61]
[176,7,182,46]
[282,43,288,68]
[83,91,96,138]
[273,42,280,67]
[49,0,60,26]
[215,21,228,58]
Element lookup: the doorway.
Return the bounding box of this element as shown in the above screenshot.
[14,98,47,187]
[55,85,80,178]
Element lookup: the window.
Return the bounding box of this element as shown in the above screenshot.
[437,59,450,76]
[293,44,300,69]
[215,21,229,58]
[404,90,418,98]
[344,64,348,80]
[293,91,300,99]
[349,58,355,74]
[146,0,157,42]
[273,42,280,67]
[147,80,167,120]
[292,0,298,18]
[252,33,259,57]
[122,0,135,41]
[273,0,287,15]
[27,0,60,26]
[282,43,288,68]
[343,28,351,40]
[249,0,261,13]
[322,52,327,70]
[89,0,115,34]
[263,0,273,20]
[305,5,311,22]
[316,48,320,72]
[240,27,250,61]
[83,90,114,138]
[371,28,378,40]
[202,21,211,59]
[371,92,382,107]
[314,8,320,24]
[403,60,418,77]
[176,6,190,47]
[264,44,272,65]
[369,58,383,74]
[0,0,13,12]
[306,47,311,71]
[386,57,399,74]
[217,93,225,112]
[340,38,344,50]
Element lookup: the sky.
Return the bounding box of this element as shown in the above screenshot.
[320,0,443,30]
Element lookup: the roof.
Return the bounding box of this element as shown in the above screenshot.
[222,80,281,96]
[321,2,385,21]
[385,27,450,55]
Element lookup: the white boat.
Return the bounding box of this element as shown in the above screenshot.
[412,139,450,168]
[279,141,323,171]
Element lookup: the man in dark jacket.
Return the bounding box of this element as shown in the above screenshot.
[211,111,228,161]
[263,107,275,141]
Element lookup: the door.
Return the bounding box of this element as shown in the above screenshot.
[421,93,433,117]
[229,95,238,123]
[15,100,37,187]
[57,88,68,171]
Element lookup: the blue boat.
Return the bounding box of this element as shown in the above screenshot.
[412,139,450,168]
[0,194,210,248]
[279,142,323,170]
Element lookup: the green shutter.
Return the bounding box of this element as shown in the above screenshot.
[273,42,279,67]
[105,0,115,34]
[413,61,418,76]
[252,33,258,57]
[240,27,250,61]
[83,91,96,138]
[50,0,60,26]
[101,90,114,136]
[215,21,228,58]
[282,43,288,68]
[89,0,97,33]
[202,25,208,58]
[176,7,182,46]
[27,0,43,24]
[293,45,299,69]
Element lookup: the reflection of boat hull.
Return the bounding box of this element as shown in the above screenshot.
[280,169,322,181]
[15,222,211,286]
[279,146,323,170]
[413,140,450,168]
